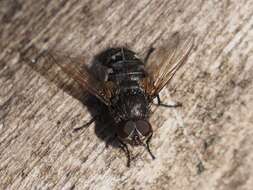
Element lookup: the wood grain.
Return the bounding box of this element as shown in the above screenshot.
[1,0,253,189]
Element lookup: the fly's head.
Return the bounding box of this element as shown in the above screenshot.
[117,120,152,146]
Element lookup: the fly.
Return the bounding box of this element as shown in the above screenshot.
[31,32,194,167]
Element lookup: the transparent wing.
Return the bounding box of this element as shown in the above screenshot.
[44,51,116,105]
[140,32,194,99]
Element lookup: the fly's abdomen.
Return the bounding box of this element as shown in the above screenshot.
[108,69,145,81]
[106,48,146,87]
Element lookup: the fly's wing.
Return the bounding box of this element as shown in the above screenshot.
[44,51,116,106]
[140,32,194,99]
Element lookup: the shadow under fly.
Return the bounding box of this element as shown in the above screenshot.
[22,32,194,167]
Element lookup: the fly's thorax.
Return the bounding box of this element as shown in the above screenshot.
[113,91,149,121]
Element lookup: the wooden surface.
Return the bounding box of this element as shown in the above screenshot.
[1,0,253,189]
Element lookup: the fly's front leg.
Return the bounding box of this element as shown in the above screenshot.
[117,137,131,167]
[145,132,156,160]
[155,94,182,108]
[105,133,117,148]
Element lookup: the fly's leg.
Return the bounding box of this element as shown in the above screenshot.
[145,132,156,160]
[155,94,182,108]
[73,116,97,132]
[157,95,161,105]
[105,134,117,148]
[144,47,155,64]
[117,138,131,167]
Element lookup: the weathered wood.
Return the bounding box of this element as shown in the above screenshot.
[1,0,253,189]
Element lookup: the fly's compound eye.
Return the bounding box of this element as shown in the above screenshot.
[135,120,151,137]
[118,121,135,139]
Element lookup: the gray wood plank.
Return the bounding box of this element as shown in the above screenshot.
[0,0,253,189]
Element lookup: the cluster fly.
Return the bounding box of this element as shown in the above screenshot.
[36,32,194,167]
